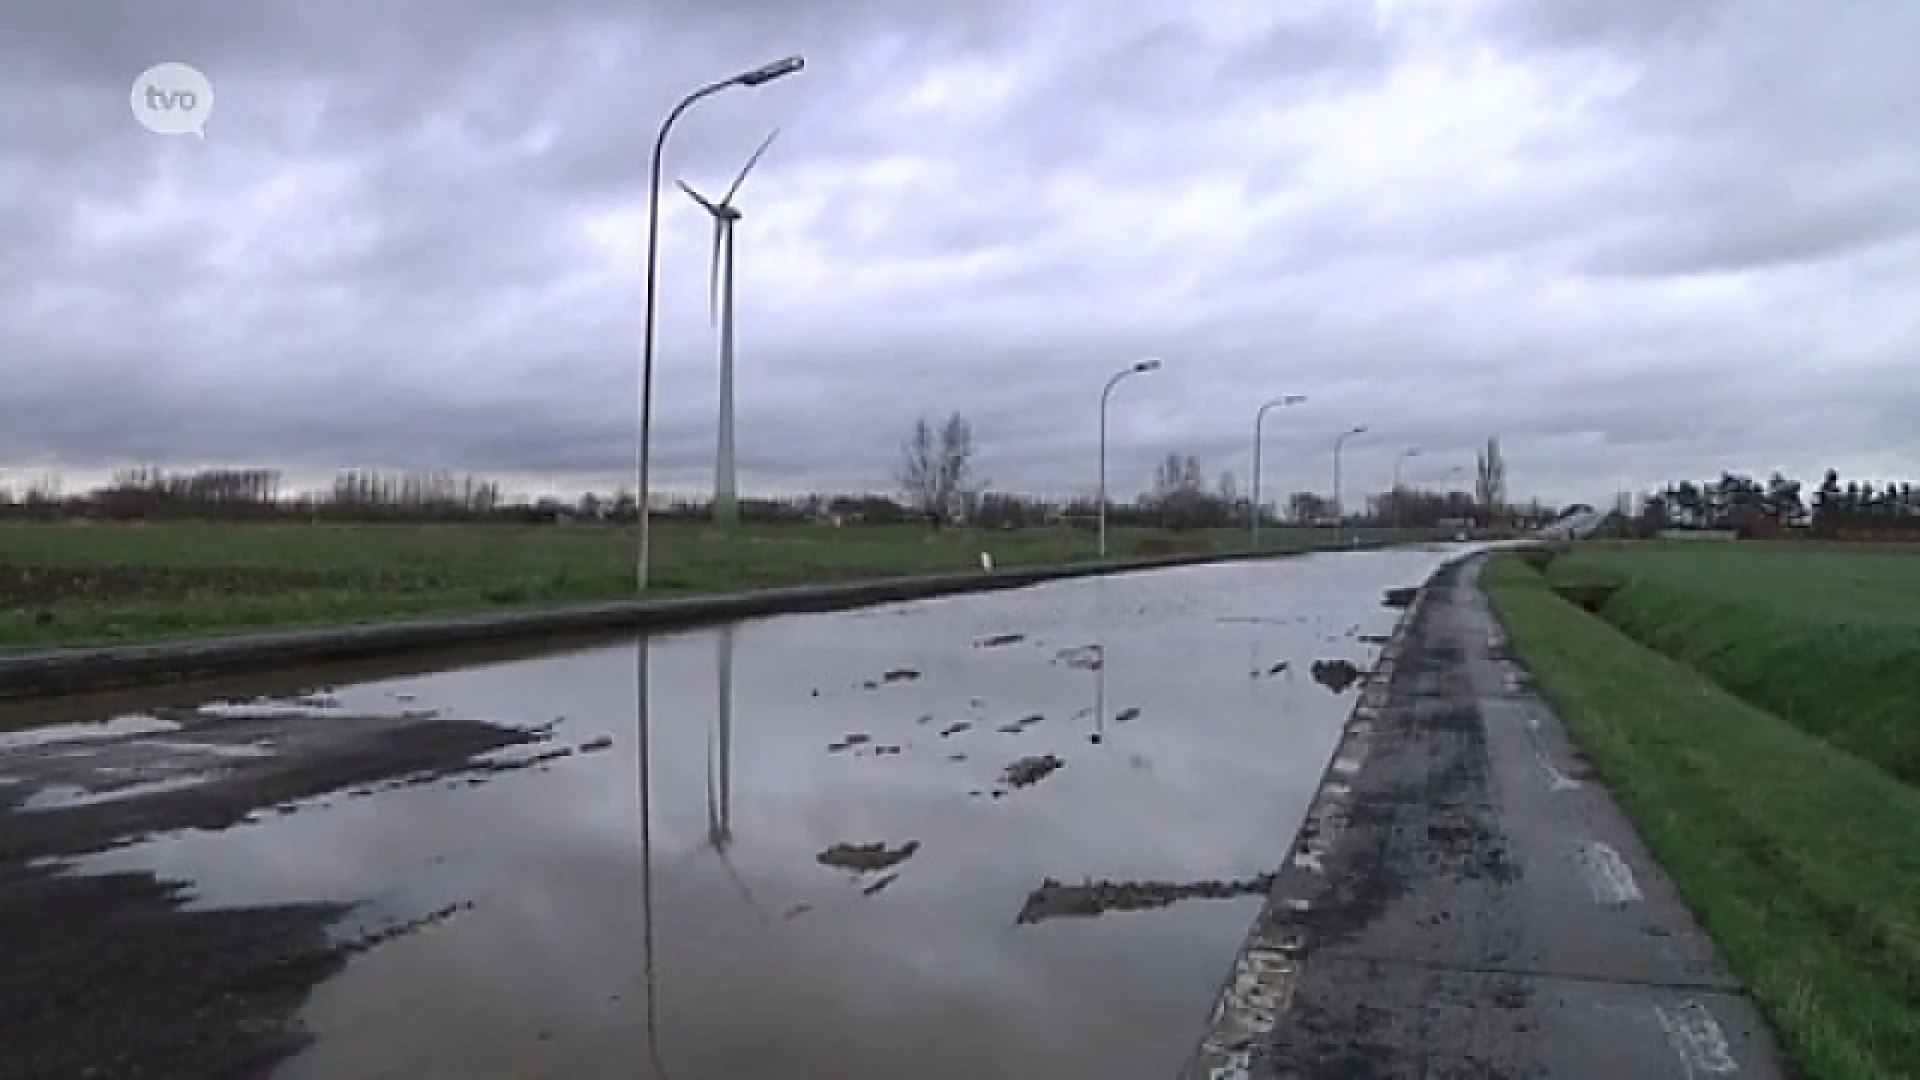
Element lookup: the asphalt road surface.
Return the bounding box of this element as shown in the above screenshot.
[0,545,1474,1080]
[1209,556,1790,1079]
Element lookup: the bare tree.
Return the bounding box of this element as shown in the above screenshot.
[1152,452,1204,500]
[897,412,978,528]
[1288,491,1334,523]
[1476,436,1507,518]
[1148,452,1226,530]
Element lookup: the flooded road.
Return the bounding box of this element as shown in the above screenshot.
[1,545,1476,1079]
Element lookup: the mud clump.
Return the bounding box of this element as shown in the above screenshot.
[881,668,921,683]
[817,840,921,873]
[1382,587,1419,609]
[976,633,1027,648]
[1311,659,1365,694]
[1002,754,1063,789]
[1114,707,1141,724]
[1359,634,1392,644]
[827,733,873,753]
[1016,874,1276,924]
[938,722,972,738]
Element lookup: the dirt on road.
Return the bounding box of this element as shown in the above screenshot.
[0,700,551,1080]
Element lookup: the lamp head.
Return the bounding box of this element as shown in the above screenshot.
[737,55,804,86]
[1134,358,1162,373]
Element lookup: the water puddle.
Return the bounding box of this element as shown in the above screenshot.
[19,774,212,811]
[16,545,1481,1079]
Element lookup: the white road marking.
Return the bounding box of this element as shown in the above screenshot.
[1541,760,1581,791]
[1529,738,1579,790]
[1576,841,1642,907]
[1207,1051,1251,1079]
[1654,1001,1740,1077]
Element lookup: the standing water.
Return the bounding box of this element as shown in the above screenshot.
[36,546,1475,1078]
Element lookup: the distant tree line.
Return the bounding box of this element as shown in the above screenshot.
[0,415,1558,533]
[1630,468,1918,537]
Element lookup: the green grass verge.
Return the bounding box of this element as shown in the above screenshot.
[0,520,1448,651]
[1483,553,1920,1080]
[1536,542,1920,784]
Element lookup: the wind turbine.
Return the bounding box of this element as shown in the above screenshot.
[679,129,779,529]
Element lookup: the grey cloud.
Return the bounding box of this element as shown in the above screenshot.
[2,0,1918,507]
[1476,0,1737,52]
[1219,4,1401,87]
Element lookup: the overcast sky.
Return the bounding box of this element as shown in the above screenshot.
[2,0,1916,506]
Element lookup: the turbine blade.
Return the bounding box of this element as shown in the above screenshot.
[678,180,720,215]
[709,220,724,328]
[705,716,722,846]
[723,226,735,322]
[722,128,781,205]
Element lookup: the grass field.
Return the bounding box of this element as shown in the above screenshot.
[1484,552,1920,1080]
[1531,541,1920,784]
[0,520,1441,651]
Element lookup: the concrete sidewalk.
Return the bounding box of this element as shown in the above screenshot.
[1186,555,1789,1078]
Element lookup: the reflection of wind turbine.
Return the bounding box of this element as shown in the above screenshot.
[678,129,780,530]
[1092,644,1107,743]
[706,626,736,848]
[703,625,773,922]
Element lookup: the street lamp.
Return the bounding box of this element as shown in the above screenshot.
[1391,446,1421,531]
[636,55,804,592]
[1251,394,1307,548]
[1331,425,1368,528]
[1097,358,1162,558]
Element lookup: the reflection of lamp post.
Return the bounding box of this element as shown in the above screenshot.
[1391,446,1421,531]
[636,55,805,592]
[636,639,666,1075]
[1251,394,1307,548]
[1097,358,1162,559]
[1331,425,1368,527]
[708,625,735,848]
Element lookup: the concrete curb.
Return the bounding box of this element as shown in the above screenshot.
[1179,549,1479,1080]
[0,541,1416,702]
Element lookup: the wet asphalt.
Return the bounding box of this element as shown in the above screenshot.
[0,545,1475,1079]
[1218,557,1789,1079]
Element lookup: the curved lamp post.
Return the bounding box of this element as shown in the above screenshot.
[636,55,804,592]
[1251,394,1307,547]
[1331,425,1368,528]
[1097,358,1162,558]
[1391,446,1421,531]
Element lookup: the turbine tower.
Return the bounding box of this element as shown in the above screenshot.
[679,129,779,529]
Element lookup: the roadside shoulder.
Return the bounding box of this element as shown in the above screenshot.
[1182,554,1789,1079]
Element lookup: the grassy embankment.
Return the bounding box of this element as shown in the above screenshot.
[0,520,1445,651]
[1483,542,1920,1080]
